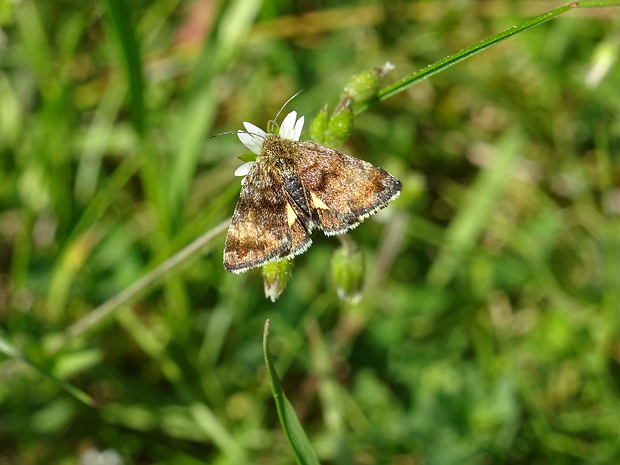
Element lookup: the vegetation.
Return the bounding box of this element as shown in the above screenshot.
[0,1,618,463]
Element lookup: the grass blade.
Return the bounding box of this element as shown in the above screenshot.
[426,128,525,287]
[263,320,320,465]
[356,1,620,111]
[104,0,145,135]
[0,334,96,407]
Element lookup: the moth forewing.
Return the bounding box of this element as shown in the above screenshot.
[223,165,312,273]
[293,141,402,235]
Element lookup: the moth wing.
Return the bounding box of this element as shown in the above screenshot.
[295,142,402,235]
[224,165,312,273]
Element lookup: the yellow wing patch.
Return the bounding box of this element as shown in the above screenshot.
[286,202,298,227]
[310,192,330,210]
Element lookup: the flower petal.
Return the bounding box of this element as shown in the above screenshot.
[292,115,304,141]
[280,111,297,140]
[237,131,263,154]
[234,161,255,177]
[243,122,266,138]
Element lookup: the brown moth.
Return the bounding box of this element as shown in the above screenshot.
[223,110,401,273]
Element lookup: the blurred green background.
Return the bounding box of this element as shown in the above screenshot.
[1,0,619,463]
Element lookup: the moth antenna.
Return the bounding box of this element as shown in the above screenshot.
[215,91,305,138]
[210,130,264,139]
[266,90,304,134]
[210,130,240,139]
[273,89,304,125]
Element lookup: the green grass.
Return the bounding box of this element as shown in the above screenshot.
[1,1,619,464]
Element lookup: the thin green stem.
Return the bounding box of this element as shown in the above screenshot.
[0,336,96,407]
[46,220,230,352]
[356,1,620,112]
[577,0,620,6]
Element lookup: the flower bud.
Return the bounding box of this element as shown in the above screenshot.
[309,104,330,144]
[340,61,395,105]
[262,260,293,302]
[331,241,364,304]
[323,98,353,149]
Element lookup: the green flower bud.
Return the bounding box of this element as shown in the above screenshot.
[262,259,293,302]
[323,98,353,149]
[340,61,395,105]
[331,240,364,304]
[309,104,330,144]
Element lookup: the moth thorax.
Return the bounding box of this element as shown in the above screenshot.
[260,134,298,169]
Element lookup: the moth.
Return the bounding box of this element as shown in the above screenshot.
[223,109,402,273]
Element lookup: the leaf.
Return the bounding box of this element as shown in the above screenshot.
[355,1,609,112]
[263,320,320,465]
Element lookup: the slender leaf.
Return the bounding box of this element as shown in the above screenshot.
[263,320,320,465]
[104,0,145,134]
[357,1,620,112]
[426,128,525,287]
[0,335,96,407]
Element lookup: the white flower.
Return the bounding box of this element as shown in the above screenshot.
[234,111,305,184]
[278,111,305,141]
